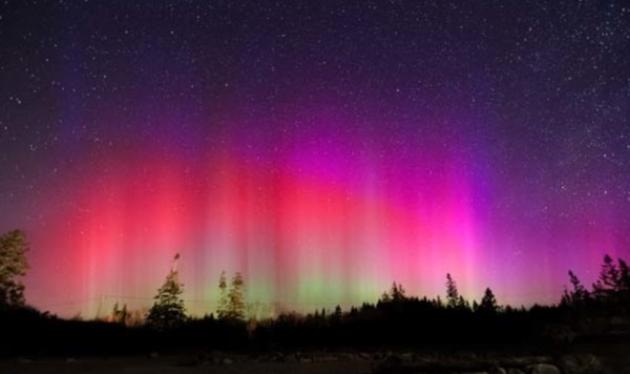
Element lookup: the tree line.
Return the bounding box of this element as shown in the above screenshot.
[2,228,630,352]
[135,260,247,330]
[138,254,505,330]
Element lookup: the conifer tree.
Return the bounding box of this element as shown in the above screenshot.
[593,255,619,299]
[112,302,130,324]
[333,305,342,320]
[479,287,498,314]
[457,295,470,310]
[561,270,590,306]
[380,291,391,303]
[390,282,406,301]
[226,272,245,320]
[446,273,459,308]
[618,259,630,292]
[618,259,630,308]
[146,256,186,329]
[217,271,228,319]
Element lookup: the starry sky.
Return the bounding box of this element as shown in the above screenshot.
[1,1,629,318]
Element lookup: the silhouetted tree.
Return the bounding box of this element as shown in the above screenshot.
[593,255,619,299]
[217,271,229,319]
[349,306,358,316]
[333,305,342,320]
[619,259,630,294]
[121,304,129,325]
[380,291,391,303]
[146,255,186,329]
[479,287,498,314]
[590,256,630,312]
[446,273,459,308]
[618,260,630,311]
[0,230,29,307]
[112,302,129,325]
[390,282,406,301]
[223,272,245,320]
[112,302,120,319]
[457,295,470,310]
[561,270,590,306]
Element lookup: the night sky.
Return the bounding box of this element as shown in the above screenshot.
[1,1,629,317]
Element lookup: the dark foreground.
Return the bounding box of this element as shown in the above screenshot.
[3,254,630,373]
[2,340,629,374]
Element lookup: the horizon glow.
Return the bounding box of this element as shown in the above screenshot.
[19,112,625,318]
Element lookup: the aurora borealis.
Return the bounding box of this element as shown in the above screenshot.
[1,1,629,318]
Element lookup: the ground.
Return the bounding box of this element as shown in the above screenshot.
[2,341,630,374]
[1,355,371,374]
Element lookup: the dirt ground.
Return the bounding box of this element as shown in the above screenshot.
[2,342,630,374]
[0,356,373,374]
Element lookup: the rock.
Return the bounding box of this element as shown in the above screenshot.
[222,357,233,365]
[17,357,33,364]
[300,357,313,363]
[559,354,603,374]
[148,352,159,359]
[65,358,77,363]
[491,367,507,374]
[527,363,561,374]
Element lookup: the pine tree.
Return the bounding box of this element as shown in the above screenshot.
[121,304,129,324]
[593,255,619,299]
[112,302,120,322]
[479,287,498,314]
[333,305,342,320]
[561,270,590,306]
[146,265,186,330]
[446,273,459,308]
[0,230,29,307]
[112,302,130,324]
[457,295,470,310]
[390,282,406,301]
[217,271,228,319]
[561,286,571,307]
[226,272,245,320]
[618,259,630,292]
[618,259,630,309]
[380,291,391,303]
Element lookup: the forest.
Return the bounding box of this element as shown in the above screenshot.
[1,228,629,360]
